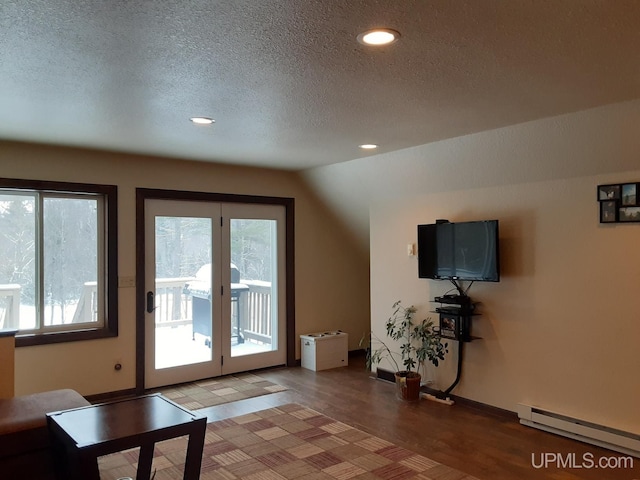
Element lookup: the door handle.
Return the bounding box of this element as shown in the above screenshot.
[146,291,155,313]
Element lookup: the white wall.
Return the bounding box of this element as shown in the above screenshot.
[1,142,370,396]
[305,99,640,435]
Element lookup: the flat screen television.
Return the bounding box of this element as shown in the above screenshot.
[418,220,500,282]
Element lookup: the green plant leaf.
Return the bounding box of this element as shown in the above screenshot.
[365,300,449,374]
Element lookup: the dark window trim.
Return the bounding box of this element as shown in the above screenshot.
[0,178,118,347]
[135,188,295,394]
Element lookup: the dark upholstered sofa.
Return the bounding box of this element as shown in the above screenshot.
[0,389,90,480]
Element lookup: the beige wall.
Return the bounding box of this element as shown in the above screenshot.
[371,174,640,434]
[5,95,640,437]
[305,99,640,435]
[1,141,370,396]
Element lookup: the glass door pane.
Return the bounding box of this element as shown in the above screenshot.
[154,215,212,369]
[230,218,278,357]
[144,200,222,389]
[220,203,286,375]
[143,199,286,386]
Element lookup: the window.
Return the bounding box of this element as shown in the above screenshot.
[0,178,117,346]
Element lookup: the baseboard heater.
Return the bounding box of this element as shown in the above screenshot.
[517,404,640,458]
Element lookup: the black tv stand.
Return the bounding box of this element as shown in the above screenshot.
[433,294,477,343]
[427,293,480,402]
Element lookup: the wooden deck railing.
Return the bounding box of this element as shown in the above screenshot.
[0,284,20,329]
[159,278,273,345]
[154,277,195,326]
[72,281,98,323]
[71,277,197,326]
[0,278,273,345]
[237,280,273,344]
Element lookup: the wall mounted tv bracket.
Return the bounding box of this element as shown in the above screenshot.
[427,294,479,402]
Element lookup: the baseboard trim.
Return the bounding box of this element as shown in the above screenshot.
[85,387,137,403]
[375,367,516,420]
[424,386,517,420]
[376,367,396,383]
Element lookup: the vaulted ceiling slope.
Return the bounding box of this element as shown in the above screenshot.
[1,1,639,171]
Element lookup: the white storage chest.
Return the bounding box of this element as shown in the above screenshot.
[300,331,348,371]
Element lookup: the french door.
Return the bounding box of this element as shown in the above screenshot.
[143,199,286,389]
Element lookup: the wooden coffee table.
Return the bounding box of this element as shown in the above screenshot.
[47,393,206,480]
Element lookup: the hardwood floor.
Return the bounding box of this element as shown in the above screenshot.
[196,356,639,480]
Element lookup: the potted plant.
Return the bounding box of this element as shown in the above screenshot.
[362,300,448,401]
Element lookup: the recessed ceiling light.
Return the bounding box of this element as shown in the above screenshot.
[190,117,215,125]
[359,144,378,150]
[357,29,400,46]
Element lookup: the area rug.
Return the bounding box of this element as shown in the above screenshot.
[98,403,479,480]
[150,373,288,410]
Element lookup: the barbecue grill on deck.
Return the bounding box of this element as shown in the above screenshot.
[183,263,249,347]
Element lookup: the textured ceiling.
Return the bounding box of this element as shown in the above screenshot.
[1,1,639,171]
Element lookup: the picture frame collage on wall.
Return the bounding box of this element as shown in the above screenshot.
[598,183,640,223]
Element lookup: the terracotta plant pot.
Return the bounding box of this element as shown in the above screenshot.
[394,371,422,401]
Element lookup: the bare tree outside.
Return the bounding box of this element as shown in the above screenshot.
[0,193,98,328]
[43,197,98,324]
[230,219,274,282]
